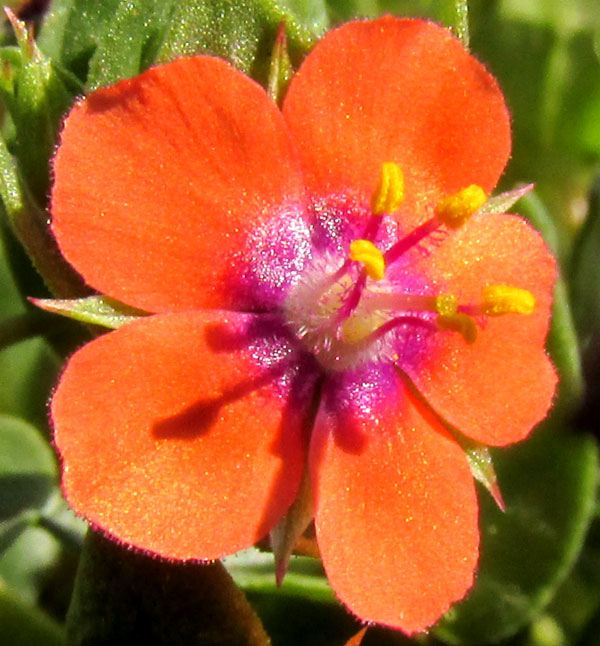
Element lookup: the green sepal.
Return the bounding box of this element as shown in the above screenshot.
[478,183,534,215]
[32,296,148,330]
[267,22,293,104]
[0,133,86,297]
[462,441,505,510]
[4,10,75,202]
[270,460,314,586]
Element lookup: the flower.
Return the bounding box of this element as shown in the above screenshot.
[49,17,557,634]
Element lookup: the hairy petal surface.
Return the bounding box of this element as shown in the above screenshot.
[310,364,478,633]
[283,17,510,232]
[52,311,312,560]
[406,214,557,446]
[52,56,305,313]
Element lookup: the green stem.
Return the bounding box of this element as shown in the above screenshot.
[67,530,271,645]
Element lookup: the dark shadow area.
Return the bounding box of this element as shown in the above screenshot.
[86,79,153,113]
[330,410,368,455]
[152,366,286,440]
[0,474,54,519]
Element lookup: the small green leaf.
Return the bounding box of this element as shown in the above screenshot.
[0,415,57,553]
[435,432,598,644]
[33,295,147,329]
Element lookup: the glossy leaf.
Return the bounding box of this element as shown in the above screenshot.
[0,415,57,553]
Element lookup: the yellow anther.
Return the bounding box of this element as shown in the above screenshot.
[436,184,487,228]
[481,285,536,315]
[371,162,405,215]
[434,293,458,317]
[349,239,386,281]
[437,313,478,344]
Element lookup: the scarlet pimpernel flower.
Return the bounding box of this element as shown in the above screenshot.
[49,17,557,633]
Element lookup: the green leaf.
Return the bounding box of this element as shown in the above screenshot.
[518,191,584,410]
[157,0,317,84]
[37,0,129,82]
[0,526,61,604]
[569,175,600,344]
[278,0,330,36]
[67,529,270,645]
[0,234,62,428]
[86,0,174,90]
[0,415,57,553]
[33,296,147,329]
[0,581,65,646]
[467,2,600,235]
[435,432,598,644]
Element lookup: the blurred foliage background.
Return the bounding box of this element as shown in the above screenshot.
[0,1,599,644]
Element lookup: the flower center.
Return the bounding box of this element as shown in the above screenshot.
[283,163,535,372]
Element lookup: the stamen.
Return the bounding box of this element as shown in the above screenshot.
[371,162,404,215]
[437,313,478,344]
[481,285,536,315]
[436,185,487,228]
[434,293,458,317]
[349,239,386,281]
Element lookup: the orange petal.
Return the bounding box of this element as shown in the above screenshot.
[283,17,510,231]
[406,214,557,446]
[52,56,305,313]
[52,311,313,560]
[310,368,478,633]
